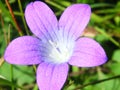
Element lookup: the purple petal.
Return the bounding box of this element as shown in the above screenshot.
[68,37,107,67]
[4,36,42,65]
[37,62,69,90]
[59,4,91,40]
[25,1,58,41]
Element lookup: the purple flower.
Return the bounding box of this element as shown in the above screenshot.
[4,1,107,90]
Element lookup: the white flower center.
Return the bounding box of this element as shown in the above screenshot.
[41,30,75,64]
[48,40,71,63]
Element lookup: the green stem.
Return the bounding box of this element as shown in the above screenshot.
[10,64,14,90]
[45,0,65,11]
[33,84,38,90]
[5,0,23,36]
[32,65,38,89]
[14,11,23,16]
[33,65,37,72]
[95,27,120,47]
[18,0,29,35]
[74,75,120,89]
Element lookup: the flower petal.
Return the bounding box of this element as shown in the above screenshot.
[68,37,107,67]
[59,4,91,40]
[25,1,58,41]
[37,62,69,90]
[4,36,42,65]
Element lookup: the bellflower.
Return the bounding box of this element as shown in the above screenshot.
[4,1,107,90]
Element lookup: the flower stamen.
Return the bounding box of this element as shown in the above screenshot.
[48,40,71,64]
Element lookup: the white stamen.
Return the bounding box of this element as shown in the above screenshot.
[41,30,75,64]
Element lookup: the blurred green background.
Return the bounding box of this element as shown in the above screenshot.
[0,0,120,90]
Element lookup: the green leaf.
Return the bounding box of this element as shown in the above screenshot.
[0,62,35,86]
[0,77,23,89]
[114,16,120,26]
[72,66,79,72]
[109,63,120,75]
[0,77,11,86]
[95,34,108,43]
[0,62,11,81]
[13,65,35,85]
[91,3,114,8]
[112,49,120,62]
